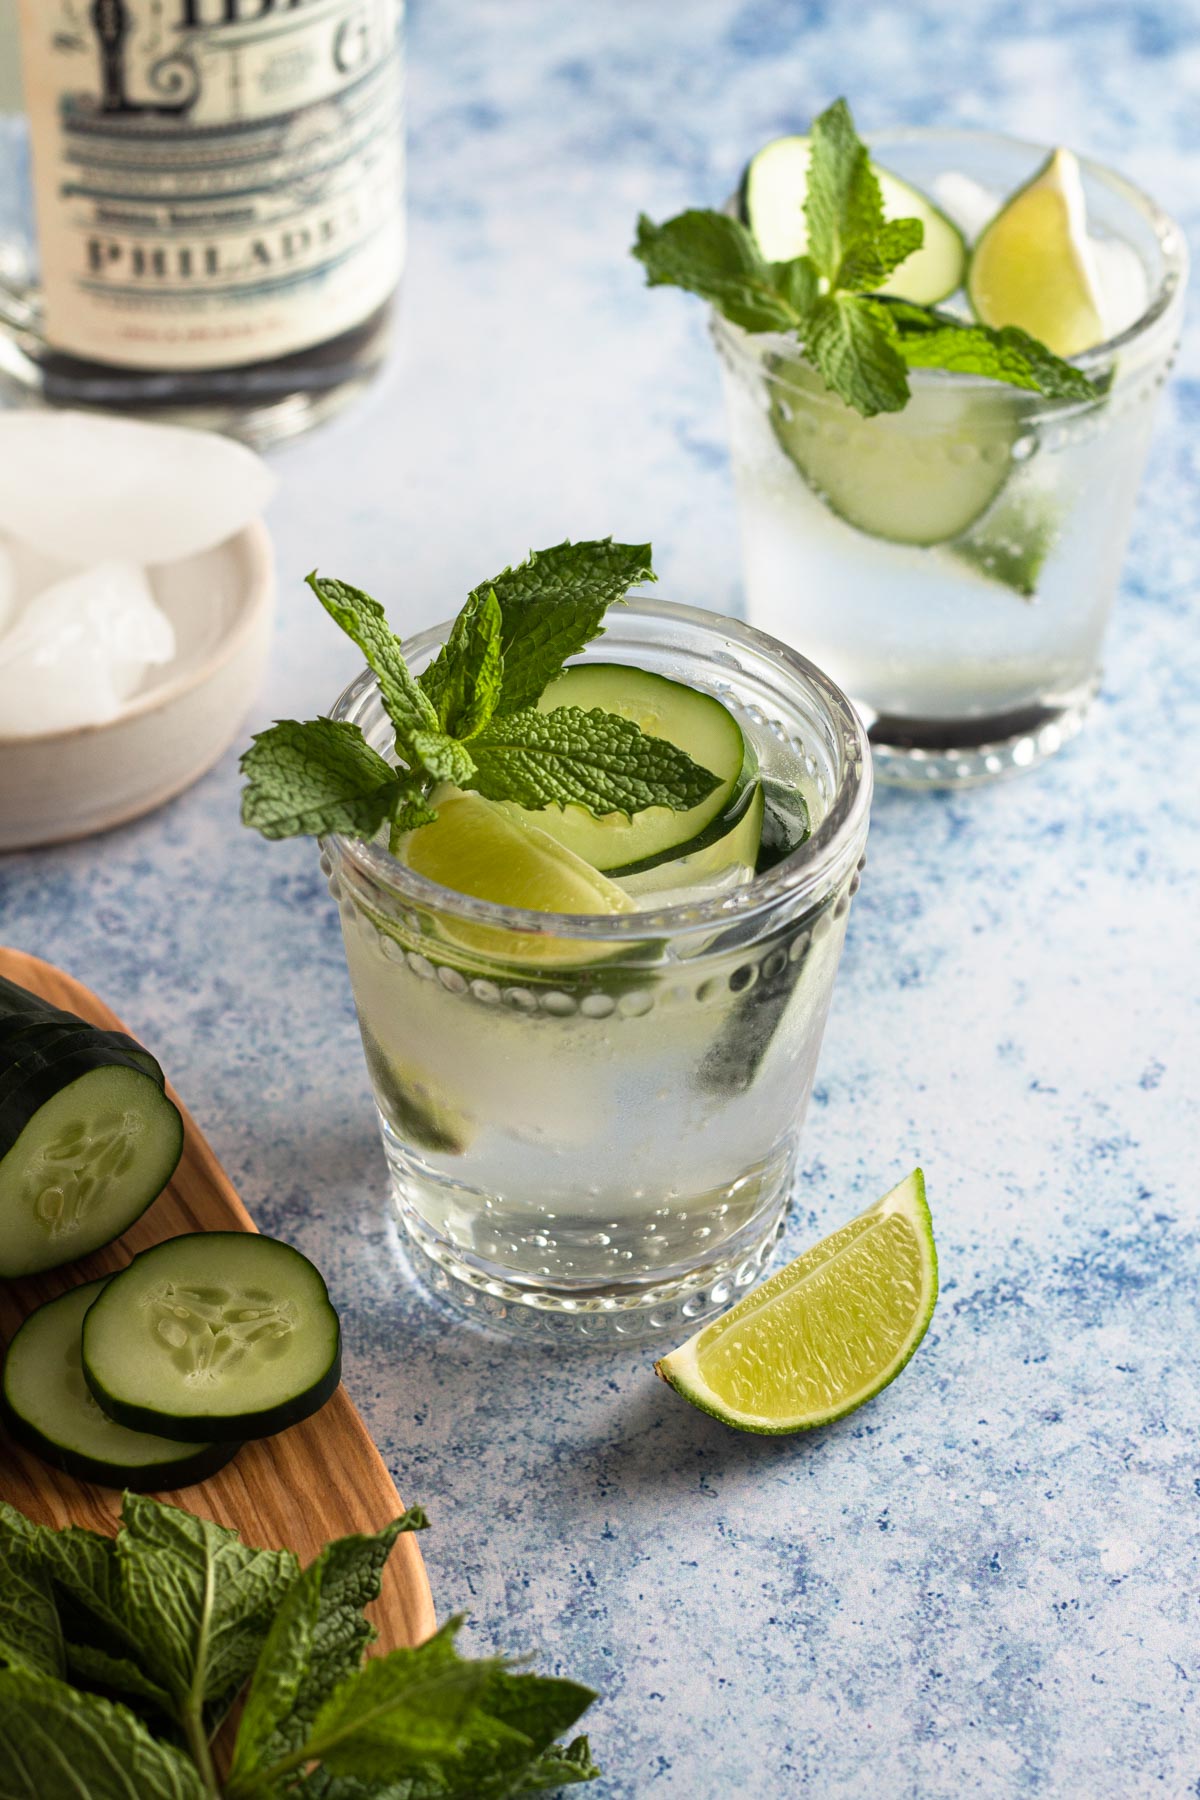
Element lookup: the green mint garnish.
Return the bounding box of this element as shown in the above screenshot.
[0,1494,599,1800]
[467,704,721,815]
[241,538,720,845]
[632,96,1100,416]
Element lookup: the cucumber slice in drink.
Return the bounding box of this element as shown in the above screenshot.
[617,782,764,901]
[739,135,966,305]
[514,663,753,873]
[768,352,1021,546]
[0,1060,183,1278]
[81,1233,342,1442]
[755,778,811,875]
[2,1280,240,1491]
[359,1024,472,1156]
[949,486,1060,599]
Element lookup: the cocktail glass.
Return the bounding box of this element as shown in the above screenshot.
[714,128,1186,786]
[321,600,871,1342]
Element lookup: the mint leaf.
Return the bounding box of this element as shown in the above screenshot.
[804,96,883,282]
[0,1671,207,1800]
[481,538,656,713]
[229,1557,322,1782]
[306,573,438,757]
[633,212,805,334]
[886,299,1099,400]
[451,1670,598,1799]
[467,706,720,817]
[66,1642,174,1716]
[0,1541,63,1679]
[522,1735,602,1790]
[770,255,820,315]
[804,294,911,415]
[837,215,923,293]
[241,718,412,840]
[114,1493,299,1731]
[419,587,504,740]
[233,1512,428,1779]
[243,1619,499,1791]
[410,730,476,790]
[0,1506,130,1654]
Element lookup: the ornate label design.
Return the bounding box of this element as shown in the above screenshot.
[18,0,404,369]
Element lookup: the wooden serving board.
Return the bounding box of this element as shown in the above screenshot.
[0,946,436,1651]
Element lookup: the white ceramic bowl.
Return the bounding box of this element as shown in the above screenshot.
[0,520,274,850]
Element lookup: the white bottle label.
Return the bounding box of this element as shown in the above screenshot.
[17,0,404,371]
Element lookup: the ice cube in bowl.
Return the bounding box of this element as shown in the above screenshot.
[0,521,274,849]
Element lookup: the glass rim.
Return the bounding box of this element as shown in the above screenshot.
[715,122,1187,383]
[324,596,873,942]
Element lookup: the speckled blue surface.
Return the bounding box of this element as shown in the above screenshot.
[3,3,1200,1793]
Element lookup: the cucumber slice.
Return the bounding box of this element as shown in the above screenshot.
[0,1040,166,1144]
[768,352,1021,546]
[0,1062,183,1278]
[0,1019,164,1088]
[617,782,764,901]
[756,778,812,875]
[81,1233,342,1442]
[2,1280,239,1490]
[359,1024,472,1155]
[948,486,1059,599]
[0,973,80,1029]
[739,135,966,305]
[509,663,753,873]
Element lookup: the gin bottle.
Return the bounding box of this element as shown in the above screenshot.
[0,0,405,444]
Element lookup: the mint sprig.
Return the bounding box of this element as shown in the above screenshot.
[632,96,1100,416]
[241,538,717,847]
[0,1495,598,1800]
[468,705,720,814]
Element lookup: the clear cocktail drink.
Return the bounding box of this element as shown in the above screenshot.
[715,129,1185,784]
[323,601,871,1341]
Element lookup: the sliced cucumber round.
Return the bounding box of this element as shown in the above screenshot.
[2,1281,240,1491]
[0,1062,183,1279]
[617,781,764,901]
[0,975,164,1087]
[509,663,754,873]
[81,1233,342,1443]
[739,135,966,305]
[0,1019,164,1089]
[767,351,1022,546]
[756,778,812,875]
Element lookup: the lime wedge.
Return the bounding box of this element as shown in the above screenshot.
[398,791,634,965]
[656,1170,937,1432]
[968,148,1105,357]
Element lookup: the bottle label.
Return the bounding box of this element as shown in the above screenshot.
[17,0,404,370]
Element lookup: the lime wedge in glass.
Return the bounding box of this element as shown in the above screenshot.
[397,790,633,964]
[655,1170,937,1432]
[968,148,1106,357]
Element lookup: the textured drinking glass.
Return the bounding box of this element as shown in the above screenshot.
[715,129,1186,787]
[322,601,871,1342]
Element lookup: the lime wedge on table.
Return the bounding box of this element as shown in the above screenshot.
[398,791,633,964]
[968,148,1106,357]
[656,1170,937,1433]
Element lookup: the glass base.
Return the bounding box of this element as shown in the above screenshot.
[386,1155,792,1346]
[866,679,1098,788]
[0,285,394,450]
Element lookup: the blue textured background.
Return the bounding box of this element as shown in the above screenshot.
[3,3,1199,1792]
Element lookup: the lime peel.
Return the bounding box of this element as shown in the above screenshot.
[655,1169,937,1433]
